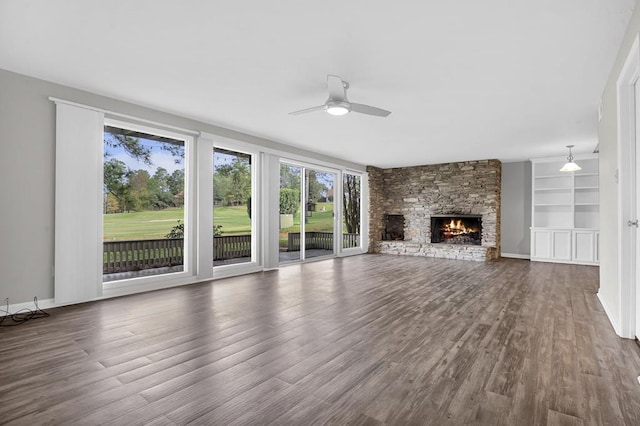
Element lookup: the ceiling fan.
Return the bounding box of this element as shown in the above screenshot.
[289,74,391,117]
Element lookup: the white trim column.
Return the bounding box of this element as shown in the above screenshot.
[54,101,104,304]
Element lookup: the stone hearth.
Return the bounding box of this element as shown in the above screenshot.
[368,159,501,261]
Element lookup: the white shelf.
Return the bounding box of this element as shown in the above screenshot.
[536,175,570,179]
[530,155,599,265]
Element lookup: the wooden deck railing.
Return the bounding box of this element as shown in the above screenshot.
[103,235,253,274]
[343,233,360,249]
[103,238,184,274]
[286,232,360,251]
[214,235,252,260]
[104,232,358,274]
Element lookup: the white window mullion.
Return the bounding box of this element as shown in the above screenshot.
[197,134,214,280]
[300,168,307,260]
[335,171,343,255]
[361,172,370,252]
[263,154,281,269]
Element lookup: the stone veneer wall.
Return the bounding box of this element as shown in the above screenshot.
[367,159,502,261]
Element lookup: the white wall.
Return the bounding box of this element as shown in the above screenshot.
[500,161,531,258]
[598,3,640,334]
[0,68,365,305]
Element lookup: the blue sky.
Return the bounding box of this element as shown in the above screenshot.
[213,151,240,170]
[104,133,184,175]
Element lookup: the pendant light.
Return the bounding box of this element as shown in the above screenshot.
[560,145,581,172]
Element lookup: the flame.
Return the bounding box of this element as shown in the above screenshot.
[443,219,477,236]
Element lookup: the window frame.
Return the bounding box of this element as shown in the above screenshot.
[102,117,196,290]
[212,144,260,270]
[273,155,369,267]
[207,134,263,279]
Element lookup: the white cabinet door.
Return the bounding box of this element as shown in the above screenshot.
[531,229,598,264]
[532,230,551,259]
[573,231,595,263]
[552,230,571,261]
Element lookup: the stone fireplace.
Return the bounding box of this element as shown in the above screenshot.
[368,159,501,261]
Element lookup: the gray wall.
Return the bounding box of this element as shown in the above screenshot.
[500,161,531,257]
[0,68,364,305]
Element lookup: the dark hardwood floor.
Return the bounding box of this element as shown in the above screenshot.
[2,254,640,425]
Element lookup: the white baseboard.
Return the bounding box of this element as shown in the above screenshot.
[2,298,56,316]
[501,253,530,260]
[597,292,624,337]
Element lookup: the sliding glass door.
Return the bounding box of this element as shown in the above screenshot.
[304,168,336,259]
[279,162,336,263]
[279,163,302,262]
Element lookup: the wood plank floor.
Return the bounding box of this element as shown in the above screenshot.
[2,254,640,425]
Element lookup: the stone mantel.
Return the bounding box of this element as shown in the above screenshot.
[367,159,501,261]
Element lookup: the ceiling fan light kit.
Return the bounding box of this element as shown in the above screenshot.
[290,74,391,117]
[326,100,351,116]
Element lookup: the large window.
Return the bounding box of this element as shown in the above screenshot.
[53,99,366,305]
[102,124,187,281]
[343,172,362,249]
[213,147,253,266]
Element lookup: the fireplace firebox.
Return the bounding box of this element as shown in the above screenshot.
[431,215,482,245]
[383,214,405,240]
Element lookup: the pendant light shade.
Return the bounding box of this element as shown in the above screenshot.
[560,145,581,172]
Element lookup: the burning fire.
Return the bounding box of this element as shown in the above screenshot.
[444,219,478,236]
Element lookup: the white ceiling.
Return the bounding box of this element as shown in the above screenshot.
[0,1,634,168]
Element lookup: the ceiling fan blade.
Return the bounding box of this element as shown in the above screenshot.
[289,105,326,115]
[327,74,346,101]
[350,103,391,117]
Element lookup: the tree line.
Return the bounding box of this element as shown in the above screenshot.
[104,146,254,213]
[103,131,360,235]
[213,157,251,206]
[104,159,184,213]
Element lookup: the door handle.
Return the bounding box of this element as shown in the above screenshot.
[628,219,639,228]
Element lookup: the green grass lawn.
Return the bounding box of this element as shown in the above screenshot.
[104,206,253,240]
[104,208,185,240]
[279,202,335,246]
[104,203,339,242]
[280,202,334,232]
[212,205,252,235]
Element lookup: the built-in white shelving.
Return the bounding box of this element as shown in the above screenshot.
[530,154,599,265]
